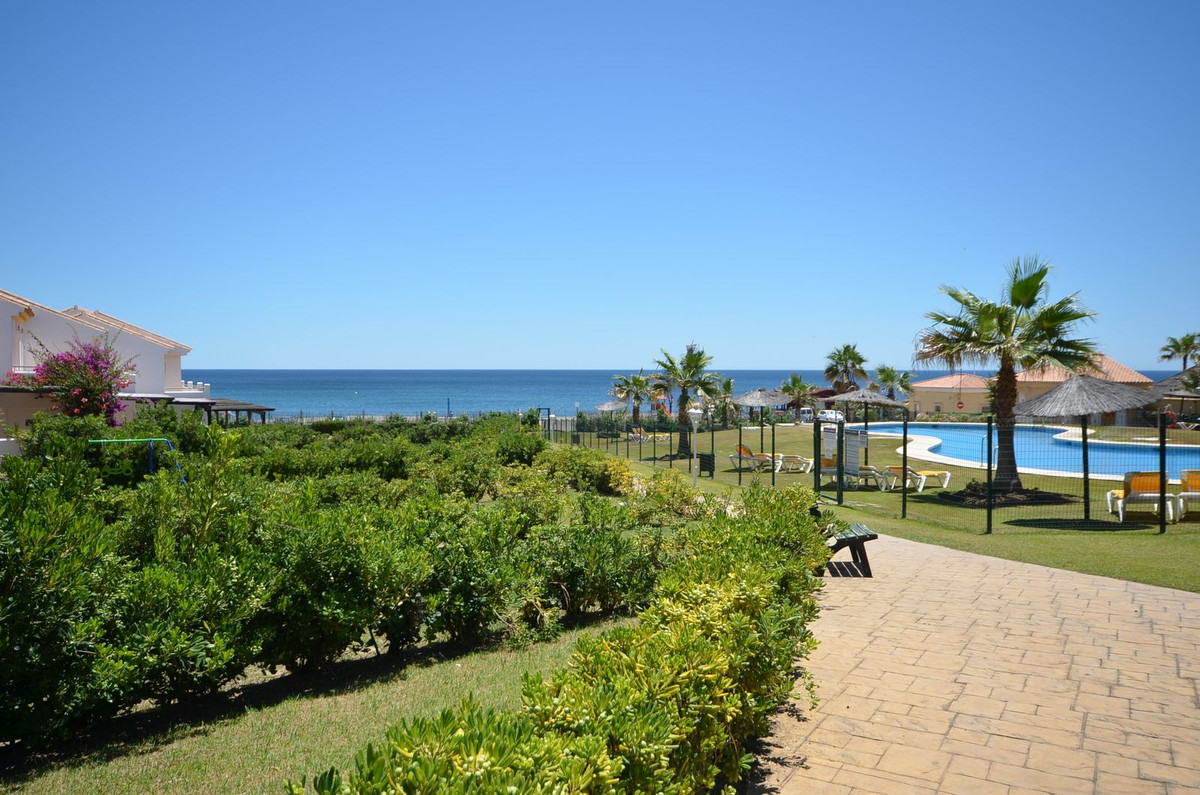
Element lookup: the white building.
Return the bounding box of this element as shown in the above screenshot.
[1,288,211,429]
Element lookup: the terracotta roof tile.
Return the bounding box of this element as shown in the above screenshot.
[910,373,991,390]
[1015,354,1150,385]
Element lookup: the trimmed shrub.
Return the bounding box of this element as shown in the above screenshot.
[291,698,621,795]
[252,497,378,671]
[0,454,125,744]
[424,507,518,643]
[295,484,829,793]
[535,446,633,496]
[495,427,547,466]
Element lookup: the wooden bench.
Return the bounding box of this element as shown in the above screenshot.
[819,522,878,577]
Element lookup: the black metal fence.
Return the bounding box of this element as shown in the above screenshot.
[563,412,1200,533]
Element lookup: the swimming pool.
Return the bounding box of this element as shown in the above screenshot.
[863,422,1200,480]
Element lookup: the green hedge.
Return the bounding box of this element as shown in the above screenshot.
[290,486,830,793]
[2,410,833,776]
[0,418,678,746]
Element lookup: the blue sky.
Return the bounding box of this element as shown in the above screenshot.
[2,1,1197,372]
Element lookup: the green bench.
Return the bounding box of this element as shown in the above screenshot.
[820,522,878,577]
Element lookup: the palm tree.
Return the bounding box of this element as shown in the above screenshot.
[874,364,913,401]
[1160,333,1200,372]
[653,344,721,457]
[824,344,868,393]
[716,376,737,429]
[779,374,816,421]
[610,369,657,425]
[915,256,1097,492]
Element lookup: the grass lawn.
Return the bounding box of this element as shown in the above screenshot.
[1,619,630,794]
[611,425,1200,593]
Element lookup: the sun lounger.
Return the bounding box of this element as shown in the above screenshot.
[817,459,884,489]
[854,465,886,490]
[627,428,667,443]
[777,454,813,473]
[884,466,951,492]
[1177,470,1200,519]
[729,444,779,472]
[1106,471,1177,523]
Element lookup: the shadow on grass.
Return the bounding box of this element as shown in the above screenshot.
[0,612,617,785]
[1002,518,1161,532]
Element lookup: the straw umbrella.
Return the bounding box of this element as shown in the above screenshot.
[734,388,790,451]
[729,387,788,486]
[594,399,626,443]
[827,388,908,465]
[1016,375,1160,519]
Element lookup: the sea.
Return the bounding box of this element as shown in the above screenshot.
[182,369,1179,420]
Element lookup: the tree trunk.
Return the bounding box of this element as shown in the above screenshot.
[676,389,691,457]
[632,402,641,425]
[993,360,1023,492]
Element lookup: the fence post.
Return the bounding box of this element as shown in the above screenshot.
[901,413,908,519]
[1081,414,1090,521]
[771,423,777,487]
[836,420,845,506]
[738,425,744,486]
[986,416,994,534]
[1159,413,1168,534]
[812,420,821,495]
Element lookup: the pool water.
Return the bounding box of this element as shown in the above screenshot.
[865,422,1200,480]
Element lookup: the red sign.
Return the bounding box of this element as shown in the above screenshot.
[957,401,965,409]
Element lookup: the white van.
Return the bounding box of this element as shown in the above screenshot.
[816,409,845,423]
[798,407,814,423]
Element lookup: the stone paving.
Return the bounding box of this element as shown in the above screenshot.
[755,535,1200,794]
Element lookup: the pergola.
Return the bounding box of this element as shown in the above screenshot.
[206,398,274,425]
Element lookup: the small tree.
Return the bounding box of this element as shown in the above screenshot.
[610,370,659,426]
[6,335,136,426]
[1160,333,1200,372]
[915,257,1096,492]
[716,377,737,429]
[874,365,913,401]
[779,374,816,421]
[824,344,868,393]
[653,344,720,458]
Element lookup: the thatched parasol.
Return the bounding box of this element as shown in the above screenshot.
[1015,375,1158,419]
[827,388,908,463]
[733,388,790,452]
[1015,375,1159,520]
[733,387,790,408]
[827,388,907,409]
[594,399,626,412]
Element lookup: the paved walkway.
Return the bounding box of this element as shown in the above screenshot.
[756,535,1200,793]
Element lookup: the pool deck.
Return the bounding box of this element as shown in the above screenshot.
[755,535,1200,793]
